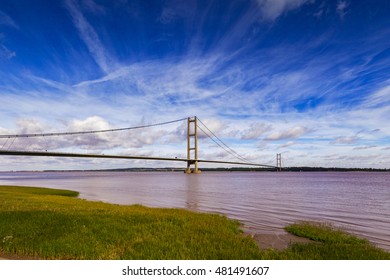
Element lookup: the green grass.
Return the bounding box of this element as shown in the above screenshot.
[276,222,390,260]
[0,186,261,259]
[1,186,389,260]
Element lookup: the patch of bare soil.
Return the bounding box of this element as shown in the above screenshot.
[251,232,314,250]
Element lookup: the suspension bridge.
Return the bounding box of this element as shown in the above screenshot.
[0,116,281,173]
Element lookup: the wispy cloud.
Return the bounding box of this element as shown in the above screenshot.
[81,0,106,15]
[279,141,296,148]
[256,0,313,21]
[64,0,111,73]
[353,145,377,150]
[73,56,231,106]
[0,42,15,60]
[0,9,18,28]
[330,136,359,144]
[312,1,327,19]
[336,0,349,19]
[363,82,390,108]
[0,10,17,60]
[265,126,309,140]
[240,123,272,140]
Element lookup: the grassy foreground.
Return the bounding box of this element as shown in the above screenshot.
[0,186,260,259]
[1,186,389,260]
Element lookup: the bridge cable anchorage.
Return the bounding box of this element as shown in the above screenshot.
[196,118,254,164]
[0,117,188,139]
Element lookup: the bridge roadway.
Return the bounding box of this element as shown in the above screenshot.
[0,150,276,168]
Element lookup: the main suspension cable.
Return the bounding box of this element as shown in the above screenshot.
[0,117,187,139]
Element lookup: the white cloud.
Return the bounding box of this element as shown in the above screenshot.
[16,119,48,134]
[61,116,185,151]
[279,141,296,148]
[196,118,226,139]
[256,0,313,21]
[240,123,272,140]
[0,119,50,151]
[67,116,110,131]
[353,145,376,150]
[265,126,308,140]
[330,136,358,144]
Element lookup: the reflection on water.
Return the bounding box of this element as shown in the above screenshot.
[1,171,389,251]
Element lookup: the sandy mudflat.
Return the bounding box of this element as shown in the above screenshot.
[251,233,313,250]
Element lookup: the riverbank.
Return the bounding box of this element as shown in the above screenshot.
[1,185,389,260]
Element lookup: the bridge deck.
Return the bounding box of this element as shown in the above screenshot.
[0,150,275,168]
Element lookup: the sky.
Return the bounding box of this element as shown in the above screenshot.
[0,0,389,170]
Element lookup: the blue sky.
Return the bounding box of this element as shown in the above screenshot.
[0,0,389,170]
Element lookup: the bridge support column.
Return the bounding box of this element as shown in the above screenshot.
[276,153,282,171]
[186,116,201,174]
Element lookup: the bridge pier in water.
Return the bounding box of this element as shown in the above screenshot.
[186,116,201,174]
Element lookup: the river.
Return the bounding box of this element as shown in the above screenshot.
[1,171,389,251]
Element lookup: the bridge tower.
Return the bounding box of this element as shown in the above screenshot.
[276,153,282,171]
[186,116,201,174]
